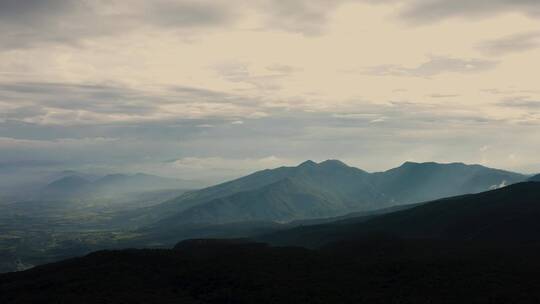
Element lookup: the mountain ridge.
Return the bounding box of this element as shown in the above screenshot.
[140,160,526,228]
[260,181,540,247]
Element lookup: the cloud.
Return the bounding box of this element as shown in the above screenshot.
[0,0,238,49]
[255,0,353,35]
[364,56,498,77]
[0,0,360,50]
[260,0,540,27]
[329,101,500,126]
[479,31,540,56]
[2,0,540,50]
[0,81,270,125]
[498,97,540,109]
[1,95,537,180]
[142,1,237,28]
[0,136,119,151]
[398,0,540,24]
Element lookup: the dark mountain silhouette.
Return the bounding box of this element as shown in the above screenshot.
[140,160,526,227]
[261,182,540,247]
[3,238,540,303]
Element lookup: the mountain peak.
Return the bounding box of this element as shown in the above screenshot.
[298,160,317,167]
[298,159,349,168]
[319,159,348,167]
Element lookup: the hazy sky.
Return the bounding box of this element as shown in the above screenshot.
[1,0,540,181]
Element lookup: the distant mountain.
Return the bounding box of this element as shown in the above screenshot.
[371,161,524,203]
[44,175,91,192]
[143,160,384,226]
[141,160,526,227]
[261,182,540,247]
[529,174,540,182]
[40,173,197,200]
[40,175,91,199]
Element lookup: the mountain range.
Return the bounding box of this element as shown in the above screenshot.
[139,160,526,228]
[0,160,536,274]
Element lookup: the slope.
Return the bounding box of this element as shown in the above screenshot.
[141,160,526,227]
[146,160,384,225]
[372,161,525,204]
[262,181,540,247]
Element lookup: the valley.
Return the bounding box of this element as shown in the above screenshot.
[0,160,532,273]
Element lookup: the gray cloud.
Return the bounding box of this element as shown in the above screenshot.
[0,81,271,126]
[399,0,540,24]
[0,0,353,49]
[0,0,120,49]
[0,82,157,120]
[1,0,540,50]
[262,0,540,31]
[365,56,498,77]
[0,0,238,49]
[144,1,236,28]
[479,31,540,56]
[1,86,537,181]
[498,97,540,109]
[256,0,352,35]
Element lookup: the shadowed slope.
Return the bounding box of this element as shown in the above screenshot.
[262,182,540,247]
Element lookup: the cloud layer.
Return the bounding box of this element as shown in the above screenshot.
[2,0,540,49]
[1,0,540,181]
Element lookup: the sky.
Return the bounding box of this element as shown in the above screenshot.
[1,0,540,182]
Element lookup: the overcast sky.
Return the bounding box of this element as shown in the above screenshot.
[1,0,540,182]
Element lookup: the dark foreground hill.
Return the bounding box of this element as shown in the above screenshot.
[261,181,540,247]
[3,239,540,303]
